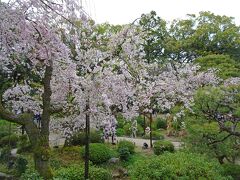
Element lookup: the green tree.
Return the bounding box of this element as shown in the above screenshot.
[184,86,240,164]
[196,54,240,79]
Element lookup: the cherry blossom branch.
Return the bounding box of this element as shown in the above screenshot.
[0,96,33,125]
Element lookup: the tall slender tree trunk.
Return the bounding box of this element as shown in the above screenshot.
[150,113,153,148]
[85,98,90,180]
[143,115,146,135]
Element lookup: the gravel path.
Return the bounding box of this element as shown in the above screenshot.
[116,137,182,149]
[49,134,182,149]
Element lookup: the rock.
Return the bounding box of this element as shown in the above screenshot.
[108,157,120,164]
[10,148,18,158]
[0,172,14,180]
[123,170,128,176]
[117,167,128,177]
[112,172,121,178]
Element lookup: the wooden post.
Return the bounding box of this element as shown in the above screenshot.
[143,114,146,135]
[150,113,153,148]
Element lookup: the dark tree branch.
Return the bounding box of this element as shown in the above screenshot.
[207,134,232,145]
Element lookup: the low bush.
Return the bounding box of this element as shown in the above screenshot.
[0,146,11,162]
[81,143,112,164]
[142,131,164,140]
[117,140,135,154]
[118,147,130,161]
[116,114,126,128]
[65,131,103,146]
[136,125,144,136]
[123,123,144,137]
[153,140,174,155]
[135,116,145,129]
[17,135,32,153]
[62,146,82,154]
[20,168,43,180]
[116,128,125,136]
[131,152,228,180]
[0,134,19,148]
[123,124,131,136]
[54,164,111,180]
[0,131,10,139]
[222,164,240,180]
[15,156,28,175]
[155,118,167,129]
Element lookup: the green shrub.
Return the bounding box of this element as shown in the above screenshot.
[136,124,144,136]
[54,164,111,180]
[222,164,240,180]
[142,131,164,140]
[116,128,125,136]
[20,168,43,180]
[81,143,112,164]
[15,156,28,175]
[152,131,164,140]
[116,114,126,128]
[123,123,144,137]
[0,146,11,162]
[0,134,19,148]
[0,131,10,139]
[17,135,32,153]
[123,124,131,136]
[0,121,17,137]
[155,118,167,129]
[118,147,130,161]
[63,146,82,154]
[65,131,103,146]
[153,140,174,155]
[135,116,145,129]
[50,158,62,170]
[61,146,82,160]
[117,140,135,154]
[131,152,228,180]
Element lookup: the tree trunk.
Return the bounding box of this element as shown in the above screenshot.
[31,63,53,179]
[85,99,90,180]
[150,113,153,148]
[25,123,53,179]
[0,63,54,179]
[143,115,146,135]
[34,152,52,179]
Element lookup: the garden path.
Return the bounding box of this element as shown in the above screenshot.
[48,133,182,150]
[116,137,182,150]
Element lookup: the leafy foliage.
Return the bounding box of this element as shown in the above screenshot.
[118,147,131,161]
[222,164,240,180]
[17,135,32,153]
[20,168,43,180]
[131,152,230,180]
[54,164,111,180]
[155,117,167,129]
[142,131,164,140]
[15,156,28,175]
[81,143,112,164]
[65,131,103,146]
[0,134,19,148]
[196,54,240,79]
[116,128,125,136]
[153,140,174,155]
[117,140,135,154]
